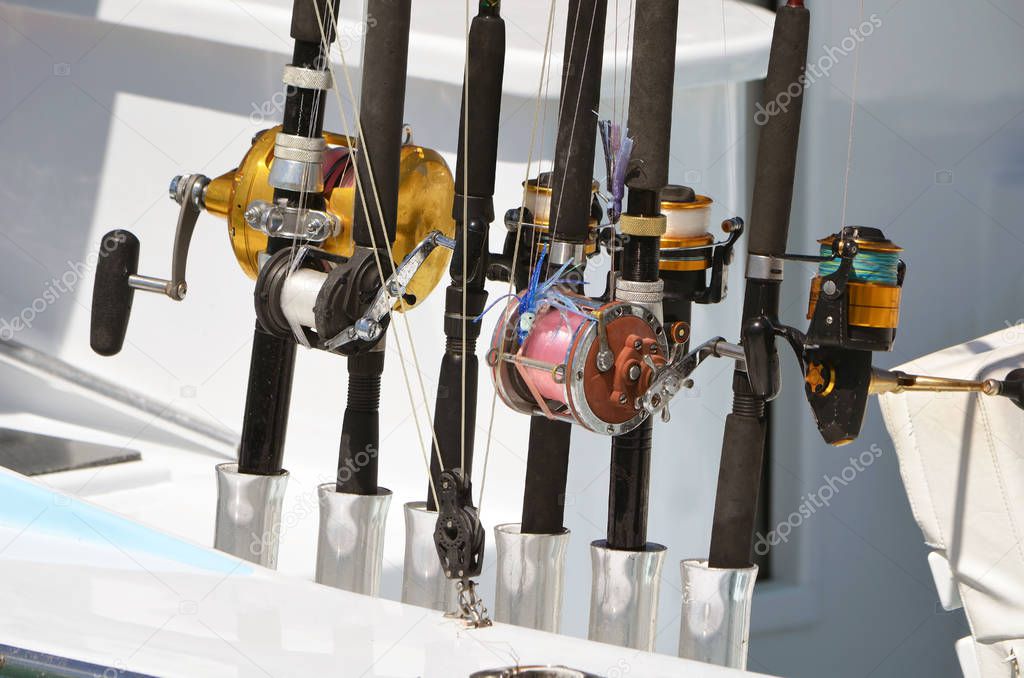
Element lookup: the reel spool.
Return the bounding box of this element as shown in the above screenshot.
[202,126,456,311]
[805,226,903,351]
[658,184,714,274]
[656,184,744,326]
[519,172,601,253]
[487,291,668,435]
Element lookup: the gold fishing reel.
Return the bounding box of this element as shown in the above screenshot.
[202,126,456,311]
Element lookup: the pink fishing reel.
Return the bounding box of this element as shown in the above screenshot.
[487,290,669,435]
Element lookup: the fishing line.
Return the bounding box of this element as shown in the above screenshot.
[461,0,471,478]
[839,0,865,230]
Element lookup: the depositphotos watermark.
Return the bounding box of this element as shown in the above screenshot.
[754,443,884,556]
[754,14,883,127]
[0,231,127,341]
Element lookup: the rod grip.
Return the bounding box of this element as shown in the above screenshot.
[426,348,479,510]
[708,409,767,569]
[290,0,340,44]
[549,0,608,244]
[90,230,139,357]
[625,0,679,193]
[454,8,506,220]
[747,3,810,257]
[352,0,412,251]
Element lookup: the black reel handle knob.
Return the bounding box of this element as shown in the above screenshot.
[1001,368,1024,411]
[90,230,139,356]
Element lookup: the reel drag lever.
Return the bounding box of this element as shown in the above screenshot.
[433,468,490,628]
[90,174,205,356]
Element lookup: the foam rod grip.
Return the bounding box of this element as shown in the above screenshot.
[454,6,506,208]
[90,230,139,356]
[625,0,679,192]
[747,2,810,257]
[708,411,768,569]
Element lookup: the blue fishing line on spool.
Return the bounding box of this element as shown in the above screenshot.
[817,245,900,285]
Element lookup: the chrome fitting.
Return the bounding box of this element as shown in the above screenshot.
[401,501,458,611]
[213,463,288,569]
[315,484,392,596]
[548,241,587,266]
[268,133,327,193]
[493,524,570,633]
[677,559,758,670]
[588,540,667,651]
[615,278,665,324]
[169,173,209,209]
[282,64,333,91]
[243,200,339,242]
[746,253,784,281]
[268,158,324,193]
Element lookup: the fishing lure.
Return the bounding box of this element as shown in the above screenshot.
[599,120,634,224]
[476,245,589,345]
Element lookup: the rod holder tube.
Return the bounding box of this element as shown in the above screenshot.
[677,560,758,670]
[494,524,571,633]
[587,540,667,651]
[214,463,289,568]
[401,501,458,611]
[314,484,392,595]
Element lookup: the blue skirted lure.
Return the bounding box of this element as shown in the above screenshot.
[599,120,634,224]
[476,245,590,346]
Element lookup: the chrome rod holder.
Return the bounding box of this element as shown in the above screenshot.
[493,523,570,633]
[213,463,288,569]
[677,559,758,669]
[401,501,458,611]
[315,484,392,596]
[588,540,667,651]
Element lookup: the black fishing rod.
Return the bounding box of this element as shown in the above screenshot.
[426,0,505,510]
[337,0,412,496]
[520,0,608,537]
[427,2,505,609]
[605,0,680,552]
[237,0,340,478]
[707,0,810,570]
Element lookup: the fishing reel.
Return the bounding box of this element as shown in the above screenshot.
[482,175,745,435]
[90,127,455,356]
[488,172,603,288]
[655,185,744,340]
[488,289,669,435]
[737,226,1024,445]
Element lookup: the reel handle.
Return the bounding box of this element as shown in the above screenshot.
[90,230,140,356]
[90,174,204,356]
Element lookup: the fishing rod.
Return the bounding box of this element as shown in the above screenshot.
[88,0,458,592]
[400,0,506,618]
[482,0,743,644]
[677,1,1024,670]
